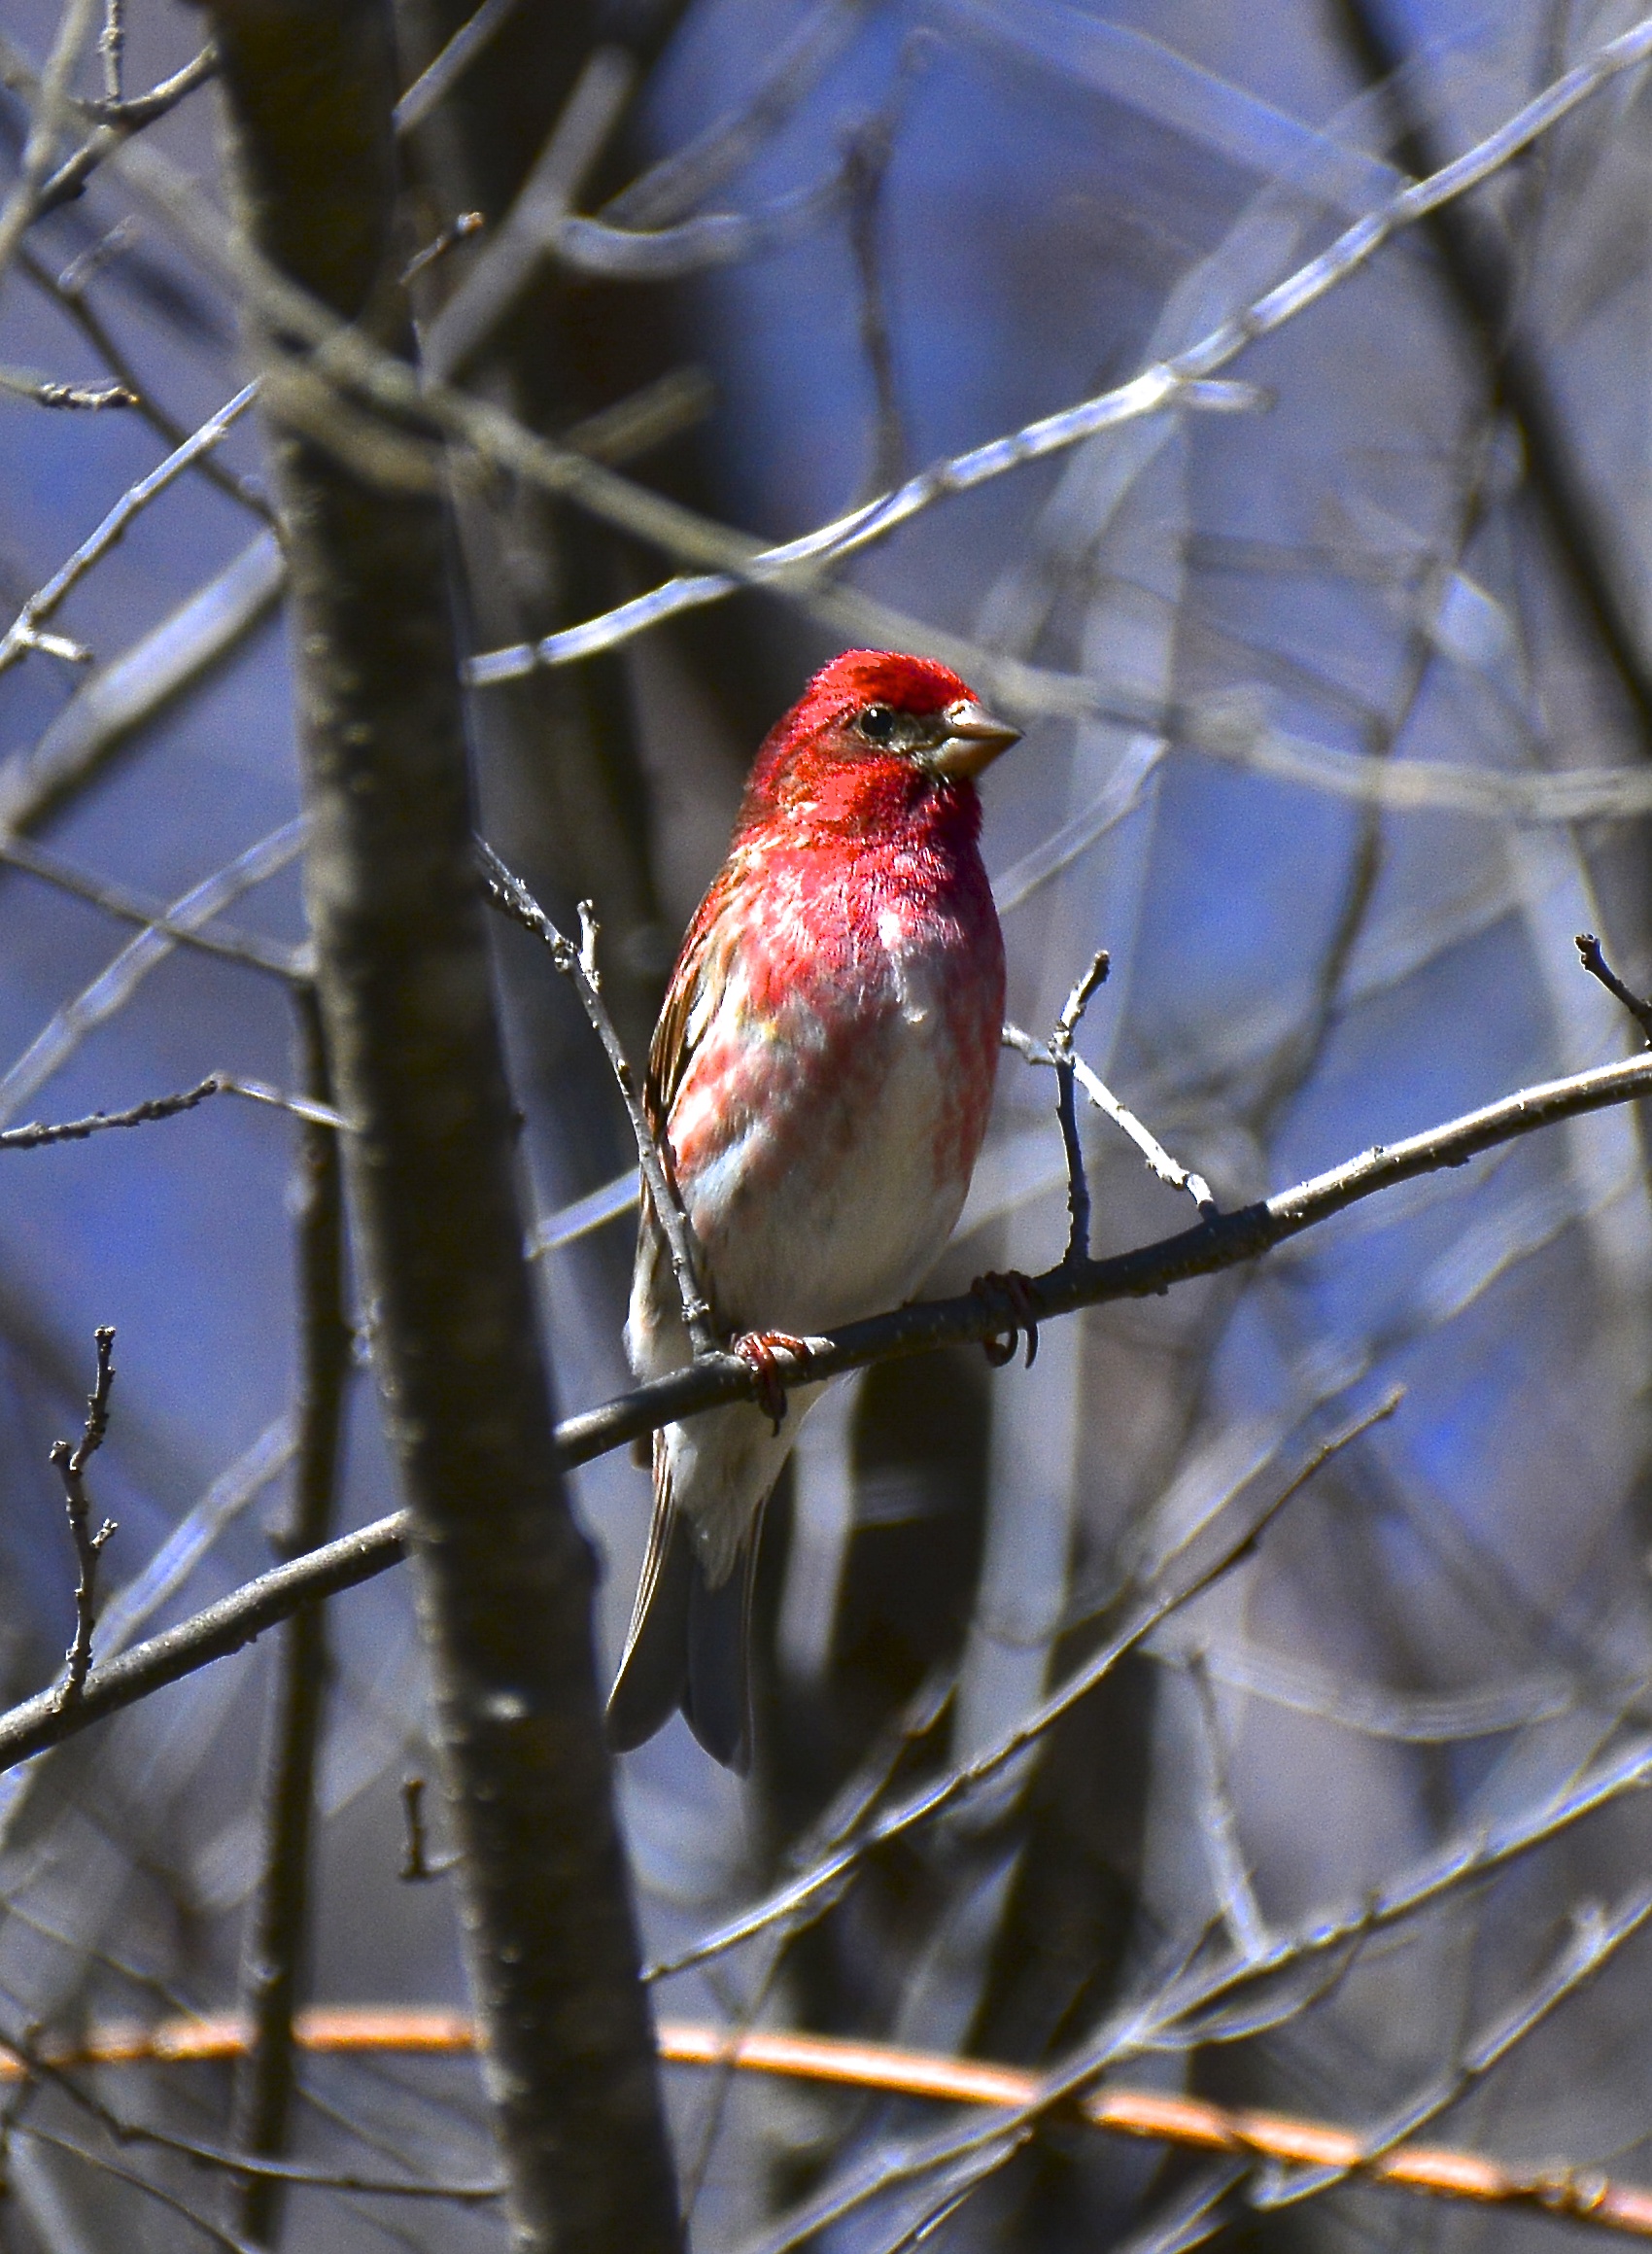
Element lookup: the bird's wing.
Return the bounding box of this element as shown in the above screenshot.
[630,873,740,1359]
[643,872,737,1135]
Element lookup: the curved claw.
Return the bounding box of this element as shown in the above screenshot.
[732,1331,813,1434]
[972,1271,1041,1370]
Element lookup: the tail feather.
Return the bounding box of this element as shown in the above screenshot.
[605,1434,766,1772]
[683,1510,765,1774]
[605,1441,695,1753]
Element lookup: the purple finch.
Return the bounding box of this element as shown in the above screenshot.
[607,649,1021,1769]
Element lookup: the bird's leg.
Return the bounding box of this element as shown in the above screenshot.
[971,1271,1041,1369]
[732,1332,815,1434]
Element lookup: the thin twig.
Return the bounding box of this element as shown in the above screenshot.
[393,0,524,135]
[0,1076,222,1148]
[20,2119,499,2206]
[0,382,260,675]
[1051,949,1110,1262]
[14,2121,263,2254]
[1006,957,1218,1223]
[1577,933,1652,1043]
[97,0,122,103]
[33,45,220,216]
[654,1392,1400,1980]
[0,818,308,1130]
[214,1078,350,1132]
[1071,1053,1220,1214]
[1327,0,1652,744]
[0,534,288,836]
[842,39,932,498]
[0,1510,410,1772]
[477,840,718,1356]
[0,0,98,283]
[0,365,135,409]
[51,1326,118,1710]
[398,209,482,288]
[16,241,275,522]
[1249,1883,1652,2221]
[0,1075,341,1153]
[420,46,637,380]
[83,41,215,127]
[600,0,855,229]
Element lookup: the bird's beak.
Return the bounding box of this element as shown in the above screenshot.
[928,698,1023,780]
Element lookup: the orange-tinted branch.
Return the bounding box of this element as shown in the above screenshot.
[15,2011,1651,2238]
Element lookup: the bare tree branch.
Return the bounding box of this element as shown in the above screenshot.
[17,242,277,520]
[0,534,289,834]
[479,841,716,1354]
[450,8,1652,688]
[392,0,524,136]
[0,1077,223,1148]
[0,365,134,409]
[228,989,351,2242]
[204,9,682,2250]
[1578,931,1652,1042]
[0,0,98,282]
[99,8,1652,771]
[10,2010,1652,2241]
[50,1324,118,1709]
[0,383,261,676]
[26,44,221,218]
[0,1039,1646,1777]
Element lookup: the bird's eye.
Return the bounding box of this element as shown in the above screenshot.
[857,703,898,745]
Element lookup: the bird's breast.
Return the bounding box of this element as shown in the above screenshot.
[664,882,1003,1336]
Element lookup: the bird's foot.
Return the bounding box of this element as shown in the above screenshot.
[972,1271,1041,1369]
[732,1331,815,1434]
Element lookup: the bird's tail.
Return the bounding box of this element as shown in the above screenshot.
[605,1433,762,1773]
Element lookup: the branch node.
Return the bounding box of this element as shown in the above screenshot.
[1576,931,1652,1044]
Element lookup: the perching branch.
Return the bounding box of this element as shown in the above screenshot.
[51,1325,118,1709]
[0,1040,1650,1777]
[478,840,718,1356]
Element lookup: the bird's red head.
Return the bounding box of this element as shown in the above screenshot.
[738,649,1022,833]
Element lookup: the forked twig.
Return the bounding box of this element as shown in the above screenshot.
[52,1327,119,1709]
[0,383,260,675]
[476,839,718,1357]
[1051,949,1110,1263]
[1006,947,1217,1246]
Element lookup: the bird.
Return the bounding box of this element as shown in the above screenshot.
[606,648,1022,1770]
